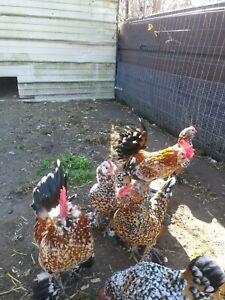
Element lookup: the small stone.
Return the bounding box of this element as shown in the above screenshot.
[24,269,31,277]
[8,151,15,155]
[182,178,189,185]
[209,158,217,164]
[8,209,13,214]
[80,284,89,291]
[90,278,101,283]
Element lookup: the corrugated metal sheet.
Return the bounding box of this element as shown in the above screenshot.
[0,0,118,101]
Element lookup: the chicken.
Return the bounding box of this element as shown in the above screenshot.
[99,256,225,300]
[112,177,176,260]
[89,160,118,221]
[89,160,133,228]
[178,125,197,145]
[115,118,148,161]
[116,125,197,183]
[31,160,94,299]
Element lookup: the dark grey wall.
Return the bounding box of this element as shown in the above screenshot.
[116,4,225,161]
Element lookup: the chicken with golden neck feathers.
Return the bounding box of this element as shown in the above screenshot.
[116,122,197,182]
[99,256,225,300]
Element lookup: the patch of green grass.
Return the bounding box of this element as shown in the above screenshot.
[71,292,97,300]
[37,152,95,185]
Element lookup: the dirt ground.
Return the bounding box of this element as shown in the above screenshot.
[0,99,225,299]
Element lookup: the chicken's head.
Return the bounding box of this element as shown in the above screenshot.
[98,160,117,177]
[178,126,197,144]
[116,182,133,198]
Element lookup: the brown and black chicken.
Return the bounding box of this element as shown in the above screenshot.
[116,122,197,183]
[31,160,94,299]
[112,177,176,260]
[99,255,225,300]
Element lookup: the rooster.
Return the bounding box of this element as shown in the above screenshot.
[99,255,225,300]
[116,124,197,183]
[112,177,176,260]
[31,160,94,299]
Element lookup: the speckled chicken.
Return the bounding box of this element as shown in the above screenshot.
[116,125,197,183]
[89,160,118,221]
[99,256,225,300]
[89,160,133,225]
[112,177,176,260]
[31,160,94,299]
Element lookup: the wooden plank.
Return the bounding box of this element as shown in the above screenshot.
[20,81,114,89]
[33,62,115,72]
[0,39,116,51]
[19,92,114,101]
[31,0,117,5]
[0,62,114,75]
[0,2,117,23]
[0,0,118,10]
[0,15,115,32]
[19,83,114,96]
[0,30,116,45]
[19,75,115,83]
[0,40,116,63]
[0,53,115,63]
[0,0,117,100]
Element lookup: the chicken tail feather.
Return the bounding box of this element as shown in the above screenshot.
[116,118,148,159]
[31,160,67,214]
[162,177,176,198]
[183,256,225,298]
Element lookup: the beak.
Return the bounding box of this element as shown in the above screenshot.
[191,126,197,133]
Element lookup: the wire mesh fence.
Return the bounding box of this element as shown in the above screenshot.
[119,0,225,20]
[116,1,225,160]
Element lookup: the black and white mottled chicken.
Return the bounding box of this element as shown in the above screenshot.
[99,256,225,300]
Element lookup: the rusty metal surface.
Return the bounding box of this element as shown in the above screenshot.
[116,3,225,160]
[118,6,225,83]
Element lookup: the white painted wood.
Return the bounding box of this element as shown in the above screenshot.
[0,1,117,23]
[0,0,117,101]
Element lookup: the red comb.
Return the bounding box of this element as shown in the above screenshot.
[59,186,68,217]
[118,183,133,198]
[108,160,114,172]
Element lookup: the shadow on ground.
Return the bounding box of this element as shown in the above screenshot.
[0,99,224,299]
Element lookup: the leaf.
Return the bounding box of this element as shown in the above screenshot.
[147,24,154,31]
